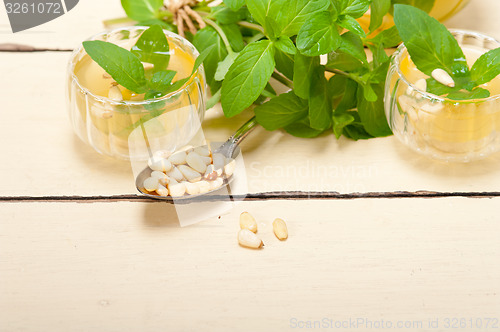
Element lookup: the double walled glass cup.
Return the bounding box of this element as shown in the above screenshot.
[385,30,500,162]
[66,27,206,160]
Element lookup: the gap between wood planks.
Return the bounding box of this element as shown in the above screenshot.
[0,191,499,204]
[0,43,72,52]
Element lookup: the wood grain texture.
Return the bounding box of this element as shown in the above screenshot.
[1,198,499,331]
[1,51,500,197]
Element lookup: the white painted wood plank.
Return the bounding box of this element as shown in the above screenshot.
[1,198,499,331]
[2,52,500,197]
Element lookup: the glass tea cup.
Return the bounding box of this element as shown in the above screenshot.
[66,26,206,160]
[385,30,500,162]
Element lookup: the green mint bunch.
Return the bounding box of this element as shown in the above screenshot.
[116,0,449,140]
[82,25,211,101]
[394,5,500,101]
[196,0,398,139]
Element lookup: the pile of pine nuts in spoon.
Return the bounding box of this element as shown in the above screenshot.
[141,145,236,198]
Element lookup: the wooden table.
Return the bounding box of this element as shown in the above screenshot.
[1,1,500,331]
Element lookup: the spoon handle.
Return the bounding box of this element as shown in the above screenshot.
[229,116,258,146]
[215,116,258,157]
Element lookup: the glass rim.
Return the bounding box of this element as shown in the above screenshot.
[67,25,203,107]
[393,29,500,104]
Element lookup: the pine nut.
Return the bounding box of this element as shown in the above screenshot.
[212,153,225,172]
[168,151,187,165]
[184,181,200,195]
[166,166,184,182]
[148,157,172,172]
[272,218,288,240]
[108,85,123,101]
[143,62,154,71]
[197,180,211,194]
[204,164,218,180]
[194,146,210,157]
[178,165,202,183]
[186,151,207,173]
[431,69,455,87]
[168,182,186,197]
[143,177,159,192]
[239,212,257,233]
[156,184,169,197]
[209,177,223,191]
[414,78,427,92]
[238,229,263,249]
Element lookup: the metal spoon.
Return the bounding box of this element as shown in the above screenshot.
[135,116,258,201]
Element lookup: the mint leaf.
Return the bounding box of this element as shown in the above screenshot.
[158,45,215,95]
[275,49,295,80]
[264,17,280,40]
[367,26,401,48]
[83,40,147,93]
[426,77,458,96]
[331,77,358,112]
[148,70,176,93]
[393,5,469,80]
[309,66,332,130]
[221,24,245,52]
[131,25,170,72]
[447,87,490,101]
[296,11,341,56]
[391,0,435,13]
[215,52,239,81]
[332,112,355,139]
[121,0,162,21]
[245,0,284,26]
[193,26,228,92]
[213,6,249,24]
[276,0,331,37]
[335,0,371,19]
[293,53,320,99]
[221,40,276,117]
[337,15,366,38]
[274,36,297,55]
[339,31,367,64]
[369,0,390,33]
[367,43,389,68]
[254,91,308,130]
[223,0,245,11]
[285,117,324,138]
[357,83,392,137]
[470,48,500,86]
[326,51,364,72]
[343,121,374,140]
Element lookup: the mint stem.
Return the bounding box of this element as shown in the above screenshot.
[261,89,276,99]
[247,32,265,44]
[237,21,265,34]
[204,18,234,55]
[272,71,293,89]
[326,68,364,85]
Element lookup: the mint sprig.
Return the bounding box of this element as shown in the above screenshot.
[82,40,148,93]
[83,25,210,102]
[115,0,498,140]
[394,5,500,101]
[131,24,170,73]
